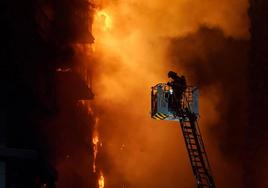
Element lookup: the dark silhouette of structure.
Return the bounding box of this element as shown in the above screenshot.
[0,0,95,187]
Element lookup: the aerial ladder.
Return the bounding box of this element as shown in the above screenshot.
[151,79,216,188]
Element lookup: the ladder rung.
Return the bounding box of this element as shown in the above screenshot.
[188,137,195,140]
[191,157,201,160]
[184,133,193,136]
[191,156,201,162]
[187,142,197,145]
[199,178,209,182]
[183,125,192,129]
[189,152,199,156]
[190,154,200,158]
[183,128,193,131]
[191,159,201,163]
[183,129,192,132]
[188,147,198,150]
[187,142,196,145]
[184,132,193,136]
[188,141,197,144]
[198,172,207,178]
[184,136,194,140]
[192,159,201,162]
[193,163,203,167]
[190,150,199,153]
[188,143,196,146]
[198,184,209,187]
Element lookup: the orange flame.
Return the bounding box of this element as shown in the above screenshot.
[92,134,99,173]
[93,134,99,145]
[98,171,105,188]
[95,10,112,31]
[89,0,250,187]
[92,118,100,173]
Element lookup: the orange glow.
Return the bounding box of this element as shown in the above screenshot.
[90,0,249,187]
[92,133,99,173]
[98,171,105,188]
[92,134,99,145]
[92,117,100,173]
[95,10,112,31]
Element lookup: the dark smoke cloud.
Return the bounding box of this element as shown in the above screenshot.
[167,26,249,187]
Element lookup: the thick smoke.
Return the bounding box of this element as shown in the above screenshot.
[168,27,249,187]
[1,0,253,187]
[91,0,249,188]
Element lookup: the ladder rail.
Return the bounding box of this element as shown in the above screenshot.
[180,118,215,188]
[150,83,216,187]
[194,120,214,176]
[179,87,216,188]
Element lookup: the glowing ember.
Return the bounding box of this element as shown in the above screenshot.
[98,172,105,188]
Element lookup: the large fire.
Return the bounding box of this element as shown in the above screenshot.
[90,0,249,187]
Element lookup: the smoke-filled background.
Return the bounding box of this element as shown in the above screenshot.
[91,0,249,188]
[1,0,268,187]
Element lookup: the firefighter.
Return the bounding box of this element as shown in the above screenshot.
[167,71,186,110]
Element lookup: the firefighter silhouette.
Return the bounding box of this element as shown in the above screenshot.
[167,71,186,111]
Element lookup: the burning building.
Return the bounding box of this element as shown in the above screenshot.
[0,0,268,187]
[0,0,95,187]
